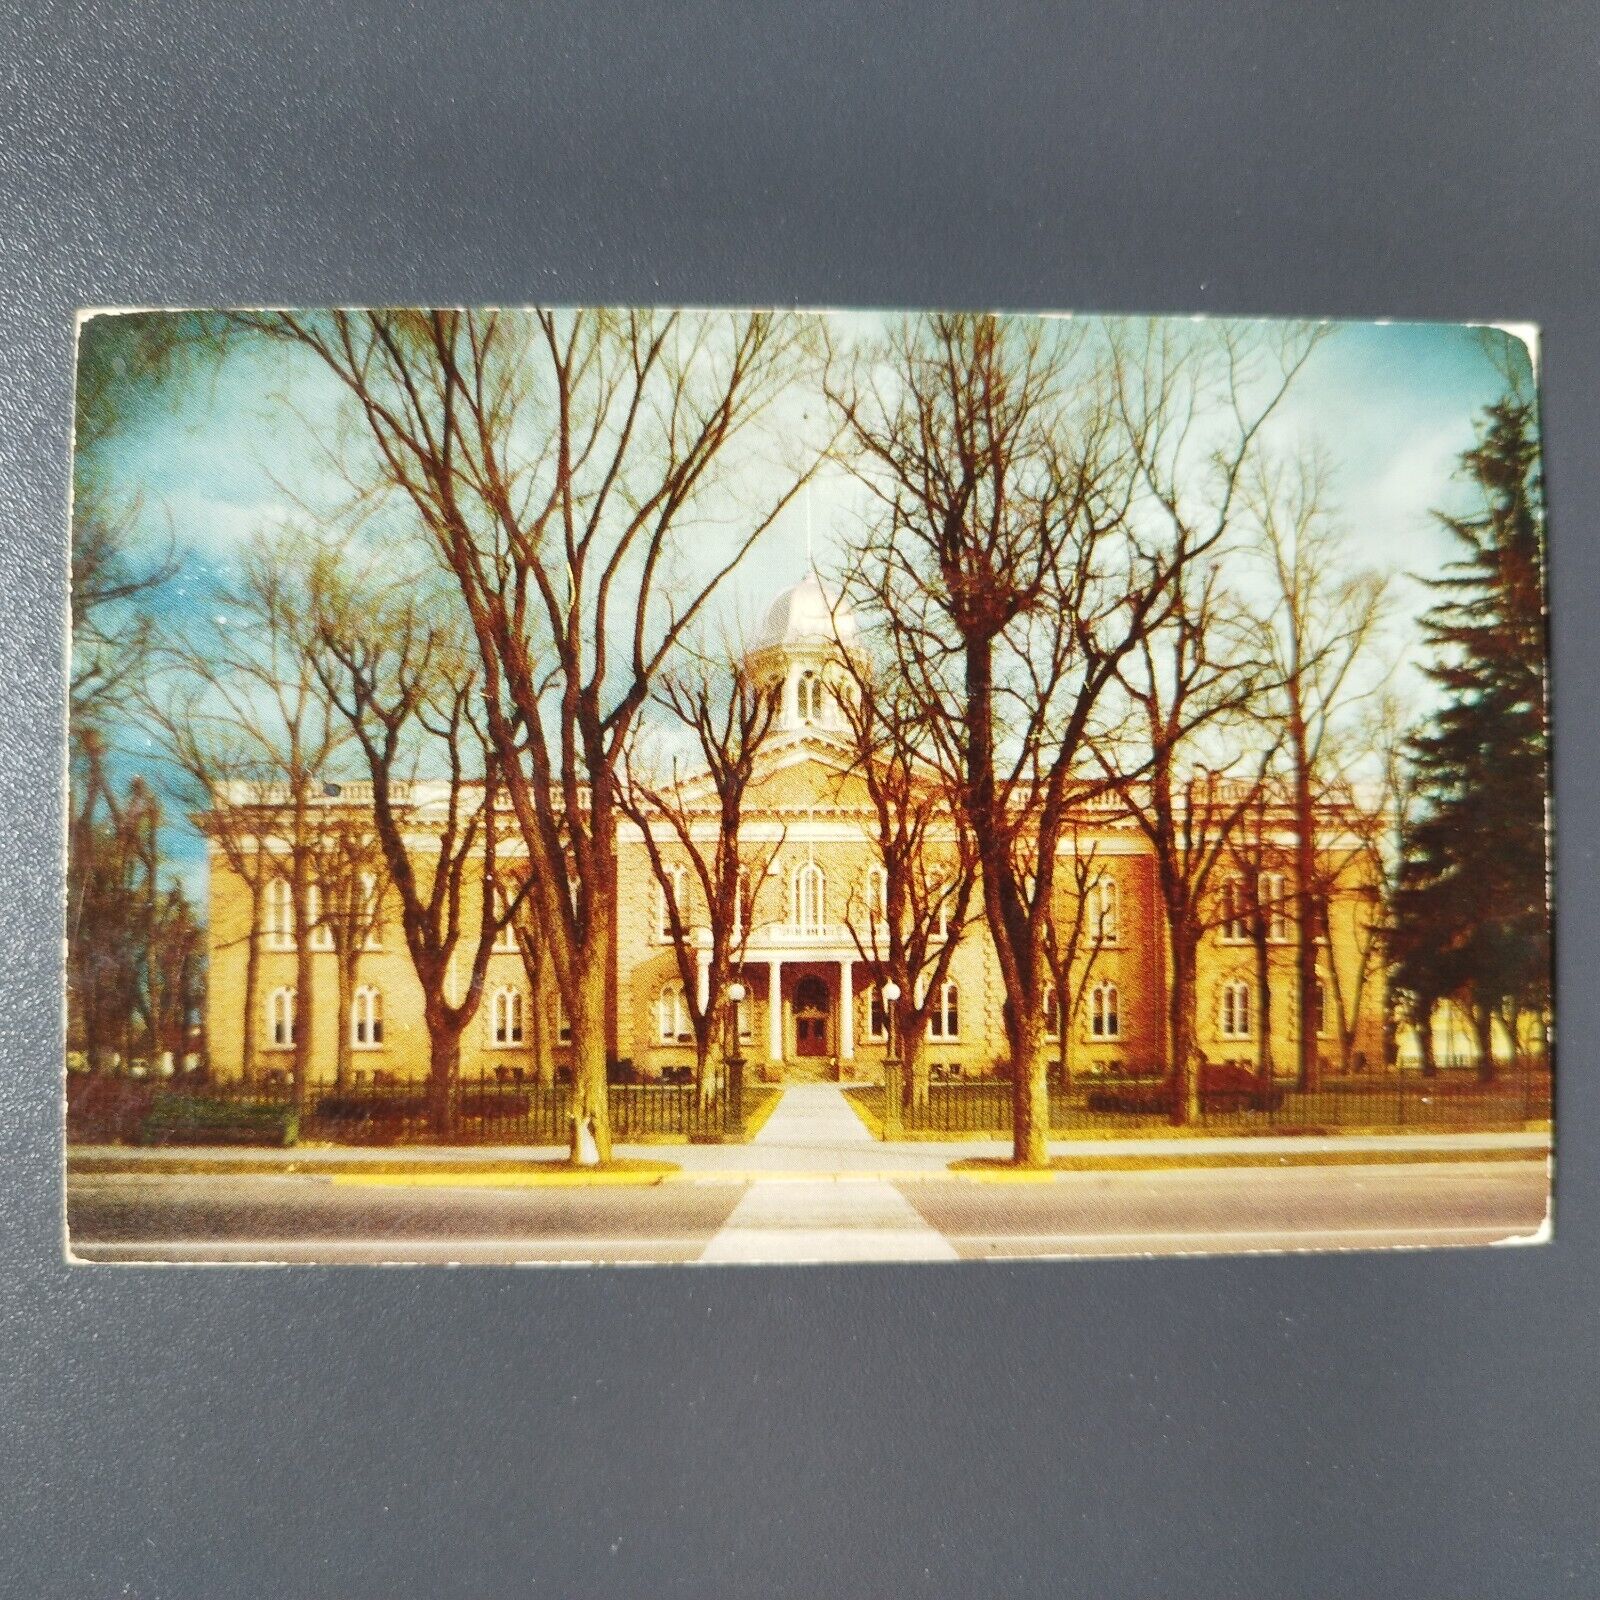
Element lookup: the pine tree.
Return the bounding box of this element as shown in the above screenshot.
[1394,399,1550,1079]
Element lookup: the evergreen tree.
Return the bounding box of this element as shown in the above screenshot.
[1394,399,1550,1079]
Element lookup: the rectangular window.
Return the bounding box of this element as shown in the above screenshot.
[1090,983,1121,1040]
[928,981,959,1041]
[1220,982,1252,1039]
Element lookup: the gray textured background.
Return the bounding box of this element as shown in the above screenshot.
[1,3,1594,1596]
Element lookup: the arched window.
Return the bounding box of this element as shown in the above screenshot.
[656,864,688,942]
[864,864,888,926]
[1090,981,1120,1040]
[1092,876,1119,944]
[493,883,519,951]
[351,985,383,1048]
[1220,979,1252,1039]
[307,881,334,950]
[361,872,383,949]
[491,986,525,1047]
[267,986,296,1049]
[1260,871,1288,942]
[928,980,960,1041]
[1042,983,1061,1042]
[657,980,691,1044]
[796,669,820,724]
[265,877,294,950]
[792,862,825,935]
[1221,878,1248,943]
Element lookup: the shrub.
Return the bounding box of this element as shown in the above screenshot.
[138,1095,298,1147]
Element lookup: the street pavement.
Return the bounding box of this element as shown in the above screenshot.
[67,1084,1550,1265]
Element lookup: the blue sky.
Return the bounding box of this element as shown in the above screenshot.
[79,310,1537,906]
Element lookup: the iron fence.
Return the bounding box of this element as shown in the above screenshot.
[876,1062,1552,1137]
[67,1069,748,1146]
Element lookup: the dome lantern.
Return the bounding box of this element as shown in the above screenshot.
[745,574,859,733]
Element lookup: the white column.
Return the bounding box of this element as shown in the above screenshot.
[768,957,784,1062]
[696,945,711,1012]
[840,956,855,1062]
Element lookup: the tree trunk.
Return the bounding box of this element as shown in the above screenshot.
[905,1022,930,1111]
[1473,1003,1498,1084]
[1252,923,1274,1085]
[293,937,314,1113]
[1327,942,1356,1073]
[529,941,554,1087]
[568,949,613,1165]
[335,948,356,1089]
[1011,1005,1049,1166]
[1295,884,1320,1094]
[1056,999,1071,1091]
[1417,1000,1438,1077]
[695,1034,721,1111]
[517,920,556,1085]
[1290,709,1322,1094]
[1169,930,1202,1126]
[531,985,554,1087]
[240,913,262,1085]
[426,1023,461,1140]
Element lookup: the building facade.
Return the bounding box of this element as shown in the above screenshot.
[205,577,1388,1086]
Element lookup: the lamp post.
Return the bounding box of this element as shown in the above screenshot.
[881,980,902,1139]
[726,981,747,1134]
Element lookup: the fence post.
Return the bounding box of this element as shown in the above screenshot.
[882,1058,903,1139]
[728,1051,746,1138]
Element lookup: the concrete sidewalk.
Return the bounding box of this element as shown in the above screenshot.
[68,1076,1551,1183]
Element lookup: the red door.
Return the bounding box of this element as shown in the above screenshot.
[793,976,830,1057]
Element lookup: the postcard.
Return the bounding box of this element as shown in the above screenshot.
[64,307,1552,1264]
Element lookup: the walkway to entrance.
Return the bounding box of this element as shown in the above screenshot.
[746,1082,875,1151]
[698,1083,959,1263]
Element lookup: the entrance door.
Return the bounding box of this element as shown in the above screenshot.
[793,975,831,1058]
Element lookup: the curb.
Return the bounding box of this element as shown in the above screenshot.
[70,1144,1549,1186]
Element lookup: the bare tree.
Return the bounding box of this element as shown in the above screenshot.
[507,887,558,1087]
[1220,769,1295,1085]
[307,810,388,1089]
[137,691,282,1083]
[306,549,520,1136]
[828,312,1223,1165]
[1039,824,1107,1089]
[1323,692,1411,1073]
[1245,448,1388,1089]
[827,627,977,1110]
[148,535,350,1106]
[1098,560,1272,1124]
[618,640,784,1105]
[244,309,826,1161]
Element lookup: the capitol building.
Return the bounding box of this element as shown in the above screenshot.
[204,575,1388,1086]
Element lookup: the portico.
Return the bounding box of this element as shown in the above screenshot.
[743,942,862,1079]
